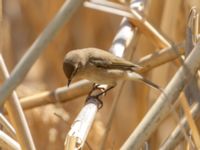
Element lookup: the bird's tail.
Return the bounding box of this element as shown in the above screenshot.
[140,78,163,91]
[127,72,163,92]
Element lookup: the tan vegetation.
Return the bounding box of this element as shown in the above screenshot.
[1,0,200,149]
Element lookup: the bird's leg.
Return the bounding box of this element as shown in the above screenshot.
[88,83,106,96]
[86,86,114,109]
[87,83,97,96]
[94,86,114,97]
[86,83,103,109]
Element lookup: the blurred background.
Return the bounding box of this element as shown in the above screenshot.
[1,0,200,149]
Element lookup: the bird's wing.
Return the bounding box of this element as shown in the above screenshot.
[89,56,142,71]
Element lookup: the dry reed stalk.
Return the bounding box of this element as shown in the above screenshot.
[0,0,84,106]
[0,55,36,150]
[149,0,183,148]
[121,42,200,150]
[64,136,76,150]
[85,0,172,48]
[184,7,200,104]
[0,1,35,149]
[160,103,200,150]
[138,43,184,73]
[179,94,200,149]
[20,80,92,110]
[0,113,16,138]
[158,7,200,150]
[181,7,200,149]
[0,130,21,150]
[64,97,100,149]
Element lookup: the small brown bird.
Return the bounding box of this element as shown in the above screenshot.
[63,48,161,93]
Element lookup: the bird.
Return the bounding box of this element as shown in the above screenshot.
[63,48,162,96]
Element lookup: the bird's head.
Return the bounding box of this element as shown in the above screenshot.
[63,51,82,86]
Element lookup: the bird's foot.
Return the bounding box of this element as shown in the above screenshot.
[85,86,114,109]
[94,86,114,97]
[88,84,106,95]
[89,84,113,97]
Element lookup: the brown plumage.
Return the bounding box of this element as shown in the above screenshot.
[63,48,161,91]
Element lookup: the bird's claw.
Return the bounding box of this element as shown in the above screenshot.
[90,84,106,93]
[94,86,114,97]
[85,85,114,109]
[89,84,114,97]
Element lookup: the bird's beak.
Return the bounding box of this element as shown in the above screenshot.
[67,79,72,87]
[67,64,79,87]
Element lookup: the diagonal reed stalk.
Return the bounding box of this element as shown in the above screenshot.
[121,42,200,150]
[0,0,84,106]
